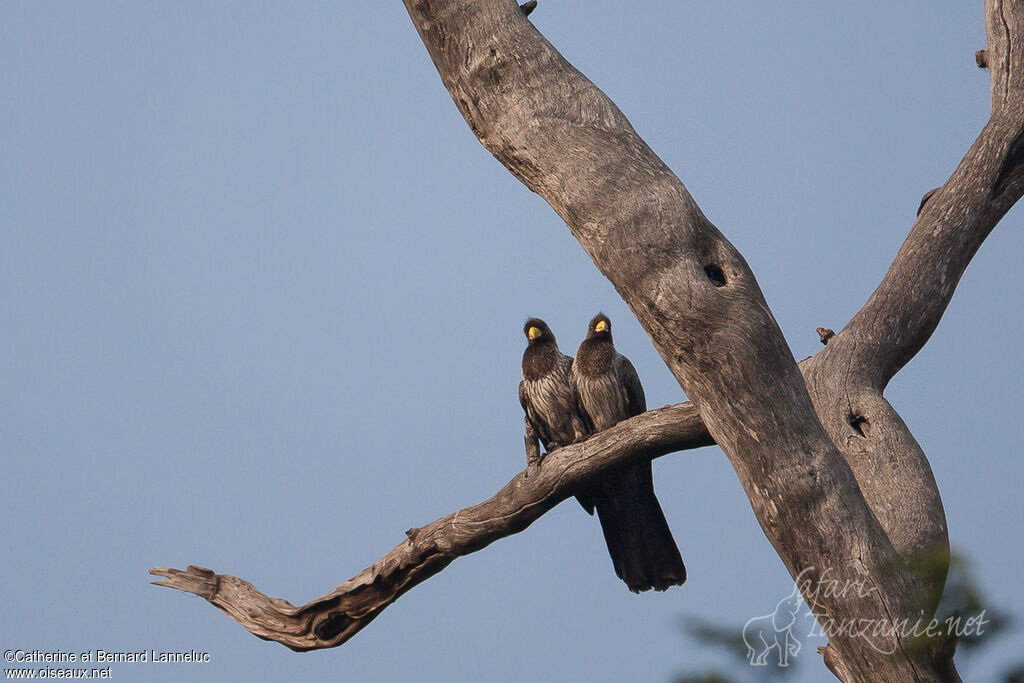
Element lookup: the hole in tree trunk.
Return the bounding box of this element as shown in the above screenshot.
[704,263,726,287]
[849,413,870,438]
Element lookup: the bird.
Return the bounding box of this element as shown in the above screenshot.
[569,313,686,592]
[519,318,588,467]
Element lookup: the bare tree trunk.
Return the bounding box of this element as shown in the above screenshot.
[153,2,1024,680]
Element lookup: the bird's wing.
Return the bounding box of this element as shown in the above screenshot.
[519,379,543,434]
[518,379,530,413]
[567,354,595,433]
[559,352,575,375]
[519,380,543,465]
[616,354,647,416]
[567,357,596,514]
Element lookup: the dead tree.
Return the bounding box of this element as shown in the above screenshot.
[152,2,1024,680]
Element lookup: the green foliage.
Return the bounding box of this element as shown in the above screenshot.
[671,550,1021,682]
[935,551,1010,652]
[674,672,735,683]
[672,615,801,683]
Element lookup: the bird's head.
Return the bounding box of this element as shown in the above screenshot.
[524,318,555,345]
[587,313,612,340]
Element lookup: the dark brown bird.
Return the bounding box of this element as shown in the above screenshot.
[519,318,588,466]
[570,313,686,592]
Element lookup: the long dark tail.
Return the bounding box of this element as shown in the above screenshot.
[587,463,686,593]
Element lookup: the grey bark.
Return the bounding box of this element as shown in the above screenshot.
[153,2,1024,680]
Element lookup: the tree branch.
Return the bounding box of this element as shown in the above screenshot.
[798,0,1024,614]
[398,1,952,679]
[154,3,1024,679]
[834,96,1024,386]
[152,403,713,650]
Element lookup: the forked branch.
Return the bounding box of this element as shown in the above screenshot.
[155,2,1024,679]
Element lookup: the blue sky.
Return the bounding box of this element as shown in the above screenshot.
[1,3,1021,681]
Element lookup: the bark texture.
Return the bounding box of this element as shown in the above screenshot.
[154,2,1024,679]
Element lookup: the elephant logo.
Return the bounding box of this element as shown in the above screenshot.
[742,581,805,667]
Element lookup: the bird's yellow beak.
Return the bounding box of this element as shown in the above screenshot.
[595,320,609,332]
[528,326,542,340]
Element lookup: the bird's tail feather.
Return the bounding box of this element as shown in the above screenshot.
[589,463,686,593]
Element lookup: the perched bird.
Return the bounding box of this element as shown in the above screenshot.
[519,318,588,466]
[570,313,686,592]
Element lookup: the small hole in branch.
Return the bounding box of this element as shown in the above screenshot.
[315,612,354,640]
[704,264,726,287]
[849,414,870,438]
